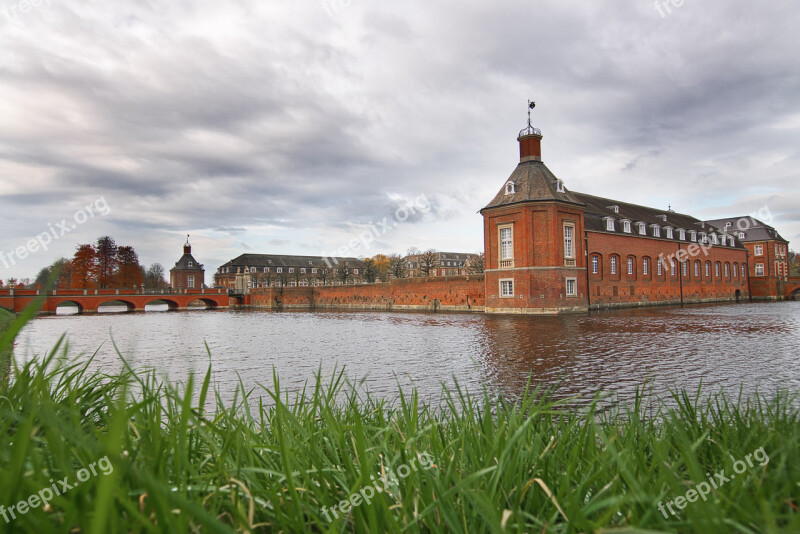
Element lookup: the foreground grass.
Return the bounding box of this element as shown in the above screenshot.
[1,323,799,532]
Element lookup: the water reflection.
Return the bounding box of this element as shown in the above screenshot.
[18,302,800,408]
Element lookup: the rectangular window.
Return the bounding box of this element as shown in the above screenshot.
[715,263,720,277]
[695,262,699,277]
[627,257,633,275]
[679,229,685,240]
[610,256,617,275]
[301,268,306,274]
[643,258,649,275]
[566,278,577,297]
[264,267,269,273]
[690,231,697,242]
[187,276,195,289]
[653,226,661,238]
[754,245,763,256]
[500,279,514,298]
[606,219,614,231]
[705,263,710,277]
[500,226,513,261]
[639,223,647,235]
[670,259,676,276]
[623,220,631,233]
[733,263,738,277]
[666,228,673,239]
[354,269,359,274]
[657,260,663,276]
[563,223,575,259]
[724,263,729,277]
[755,263,764,276]
[289,268,294,273]
[682,261,688,276]
[591,255,598,274]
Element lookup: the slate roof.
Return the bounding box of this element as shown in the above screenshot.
[481,160,584,211]
[171,253,203,272]
[218,254,366,272]
[704,217,788,243]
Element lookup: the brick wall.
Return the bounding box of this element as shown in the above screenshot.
[250,275,485,312]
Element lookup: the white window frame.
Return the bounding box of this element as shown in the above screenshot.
[638,222,647,235]
[724,263,729,277]
[695,261,700,277]
[187,276,195,288]
[651,225,661,238]
[705,263,710,277]
[591,255,599,274]
[606,218,615,232]
[657,260,663,276]
[733,263,738,277]
[277,267,283,273]
[666,227,673,239]
[715,263,720,277]
[499,279,514,298]
[563,222,575,259]
[610,256,617,275]
[623,220,631,233]
[754,245,763,256]
[755,263,765,276]
[670,259,676,276]
[505,181,515,195]
[565,278,577,297]
[627,256,634,275]
[689,230,697,242]
[678,229,686,241]
[499,225,514,264]
[643,257,649,275]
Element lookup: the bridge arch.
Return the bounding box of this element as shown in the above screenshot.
[97,300,136,313]
[789,287,800,301]
[145,299,180,311]
[187,298,219,310]
[54,300,84,315]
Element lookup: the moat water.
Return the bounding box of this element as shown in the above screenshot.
[15,301,800,408]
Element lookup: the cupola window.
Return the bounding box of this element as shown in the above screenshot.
[505,181,516,195]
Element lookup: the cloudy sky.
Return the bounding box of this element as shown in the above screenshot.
[1,0,798,281]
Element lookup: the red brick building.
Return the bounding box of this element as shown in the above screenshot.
[169,238,205,290]
[481,117,751,314]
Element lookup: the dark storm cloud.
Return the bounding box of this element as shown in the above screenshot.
[1,0,799,278]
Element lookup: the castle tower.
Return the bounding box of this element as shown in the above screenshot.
[480,103,589,313]
[169,235,205,290]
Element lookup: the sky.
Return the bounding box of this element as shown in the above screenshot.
[1,0,799,282]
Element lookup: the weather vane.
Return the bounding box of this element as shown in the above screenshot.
[186,234,190,245]
[519,99,541,138]
[528,100,535,124]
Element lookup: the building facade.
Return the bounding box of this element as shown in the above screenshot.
[406,252,478,278]
[215,254,367,293]
[481,118,752,314]
[704,216,790,300]
[169,239,205,290]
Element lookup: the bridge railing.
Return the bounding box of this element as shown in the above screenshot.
[0,287,227,297]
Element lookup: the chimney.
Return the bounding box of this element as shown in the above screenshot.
[184,243,191,254]
[518,131,542,162]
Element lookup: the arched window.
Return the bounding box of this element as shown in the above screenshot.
[642,257,650,277]
[733,263,739,278]
[591,254,601,275]
[610,255,618,275]
[505,181,516,195]
[695,260,701,279]
[627,256,636,276]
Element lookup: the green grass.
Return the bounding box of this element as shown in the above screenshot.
[1,314,799,533]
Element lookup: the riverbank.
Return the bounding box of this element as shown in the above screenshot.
[1,332,798,532]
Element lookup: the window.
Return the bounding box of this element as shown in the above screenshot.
[754,245,763,256]
[606,218,615,231]
[695,261,700,278]
[627,256,634,275]
[277,268,283,273]
[652,225,661,238]
[689,230,697,242]
[188,261,193,267]
[775,244,779,256]
[500,279,514,298]
[499,226,514,266]
[733,263,738,277]
[638,222,647,235]
[354,269,359,274]
[739,232,745,239]
[563,223,575,259]
[289,268,294,273]
[301,268,306,274]
[264,267,269,273]
[505,181,516,195]
[312,268,317,274]
[721,235,727,246]
[666,227,673,239]
[610,256,617,275]
[711,234,718,245]
[705,262,710,277]
[682,261,688,277]
[623,220,632,233]
[187,276,195,288]
[591,255,599,274]
[724,263,730,277]
[657,259,663,276]
[643,257,649,275]
[715,262,720,278]
[556,180,565,193]
[755,263,765,276]
[566,278,577,297]
[670,259,676,276]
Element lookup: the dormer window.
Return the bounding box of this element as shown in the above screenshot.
[188,261,193,267]
[608,205,620,214]
[264,267,269,273]
[738,232,745,239]
[622,220,632,233]
[689,230,697,242]
[638,222,647,235]
[605,218,615,231]
[656,214,668,222]
[556,180,565,193]
[665,227,673,239]
[505,181,516,195]
[699,232,707,244]
[678,229,685,240]
[711,234,718,245]
[651,224,661,238]
[721,235,727,246]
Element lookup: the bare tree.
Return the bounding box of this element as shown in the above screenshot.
[338,261,352,284]
[419,249,440,277]
[466,252,485,274]
[363,258,379,283]
[388,254,408,279]
[145,263,168,288]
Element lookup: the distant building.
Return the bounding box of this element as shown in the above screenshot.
[170,238,205,289]
[406,252,478,277]
[215,254,367,293]
[704,216,790,300]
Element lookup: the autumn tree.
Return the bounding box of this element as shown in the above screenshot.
[96,236,118,289]
[34,258,72,289]
[117,246,144,287]
[371,254,390,282]
[72,244,98,288]
[419,249,440,277]
[388,254,408,279]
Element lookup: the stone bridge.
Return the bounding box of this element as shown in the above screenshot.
[0,288,231,314]
[785,277,800,300]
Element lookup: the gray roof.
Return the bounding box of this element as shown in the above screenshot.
[481,160,584,211]
[171,253,203,272]
[704,217,788,243]
[218,254,366,272]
